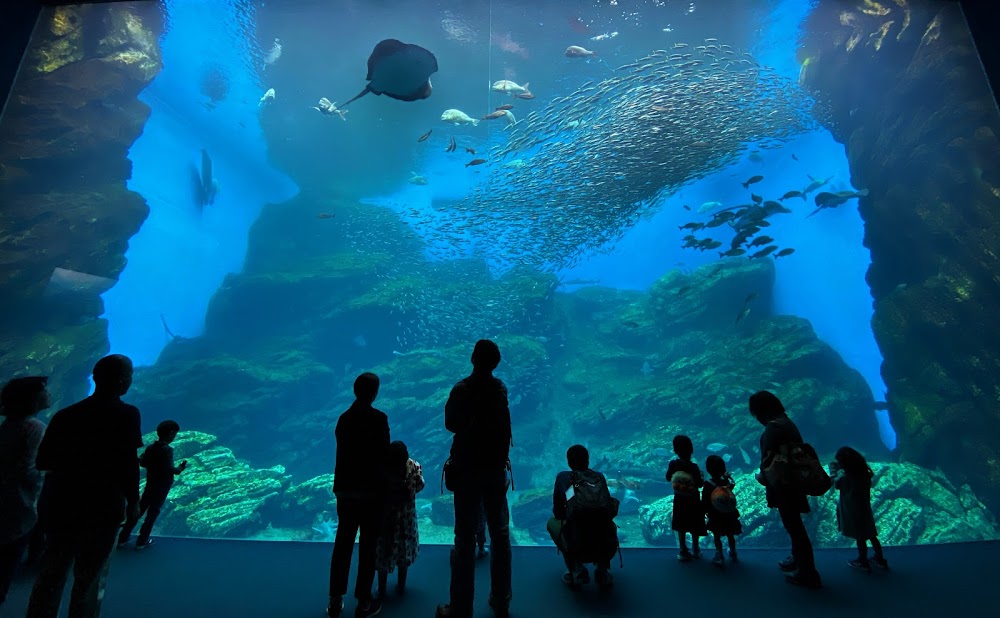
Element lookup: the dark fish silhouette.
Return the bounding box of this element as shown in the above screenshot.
[465,158,486,167]
[194,149,218,209]
[340,39,438,108]
[465,147,476,154]
[417,129,432,142]
[446,137,456,153]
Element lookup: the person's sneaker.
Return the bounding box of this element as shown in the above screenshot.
[712,552,725,568]
[848,558,872,573]
[728,549,738,562]
[595,567,614,587]
[778,556,797,572]
[785,571,823,589]
[135,539,156,550]
[562,566,590,586]
[488,595,510,618]
[326,596,344,618]
[872,556,889,570]
[435,604,467,618]
[677,549,693,562]
[477,546,490,560]
[354,598,381,618]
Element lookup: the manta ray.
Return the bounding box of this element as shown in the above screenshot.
[340,39,438,107]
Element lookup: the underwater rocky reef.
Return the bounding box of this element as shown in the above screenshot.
[0,4,161,411]
[154,430,1000,548]
[799,0,1000,514]
[4,0,1000,549]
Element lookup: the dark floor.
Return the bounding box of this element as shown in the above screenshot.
[2,539,993,618]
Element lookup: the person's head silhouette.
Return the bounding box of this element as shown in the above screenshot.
[471,339,501,374]
[672,435,694,460]
[748,390,785,425]
[92,354,133,397]
[353,372,380,404]
[566,444,589,471]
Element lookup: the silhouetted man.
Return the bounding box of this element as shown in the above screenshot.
[26,354,142,618]
[750,390,822,589]
[328,372,390,618]
[437,340,512,618]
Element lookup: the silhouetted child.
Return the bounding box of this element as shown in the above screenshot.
[665,435,706,561]
[702,454,742,567]
[375,441,425,598]
[831,446,887,572]
[117,420,187,549]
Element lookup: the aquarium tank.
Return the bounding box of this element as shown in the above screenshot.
[2,0,999,550]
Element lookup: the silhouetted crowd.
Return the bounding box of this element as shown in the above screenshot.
[0,342,887,618]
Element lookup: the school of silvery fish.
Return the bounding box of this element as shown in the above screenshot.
[414,40,821,271]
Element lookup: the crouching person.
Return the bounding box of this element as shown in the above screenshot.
[547,445,619,588]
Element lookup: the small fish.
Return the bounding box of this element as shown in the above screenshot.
[791,153,799,161]
[722,454,733,463]
[641,361,653,376]
[495,104,514,111]
[682,204,691,211]
[678,222,705,231]
[780,190,804,201]
[750,193,763,204]
[719,248,746,258]
[465,147,476,154]
[742,175,764,189]
[706,442,726,453]
[735,306,751,325]
[465,158,486,167]
[513,91,535,100]
[482,110,508,121]
[417,129,432,142]
[739,445,752,465]
[774,248,795,259]
[565,45,597,58]
[316,213,335,219]
[622,320,640,328]
[446,137,457,153]
[749,236,774,247]
[750,246,779,259]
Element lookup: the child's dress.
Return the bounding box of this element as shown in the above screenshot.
[835,470,877,541]
[375,458,425,572]
[702,477,742,536]
[666,458,707,536]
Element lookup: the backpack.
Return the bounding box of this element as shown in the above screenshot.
[764,442,831,496]
[671,471,699,496]
[564,470,620,565]
[710,484,738,514]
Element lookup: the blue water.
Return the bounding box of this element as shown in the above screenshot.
[101,0,893,449]
[102,0,298,366]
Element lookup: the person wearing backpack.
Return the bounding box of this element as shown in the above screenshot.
[702,454,742,568]
[665,435,707,562]
[750,390,822,589]
[436,340,513,618]
[546,445,619,588]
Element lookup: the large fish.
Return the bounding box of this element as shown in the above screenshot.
[340,39,438,108]
[195,149,218,208]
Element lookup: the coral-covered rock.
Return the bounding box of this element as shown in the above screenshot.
[638,462,1000,547]
[147,431,291,538]
[0,3,162,417]
[799,0,1000,512]
[278,474,336,528]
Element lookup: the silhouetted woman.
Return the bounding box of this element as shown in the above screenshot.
[750,390,822,589]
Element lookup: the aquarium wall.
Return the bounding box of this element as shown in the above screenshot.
[2,0,999,548]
